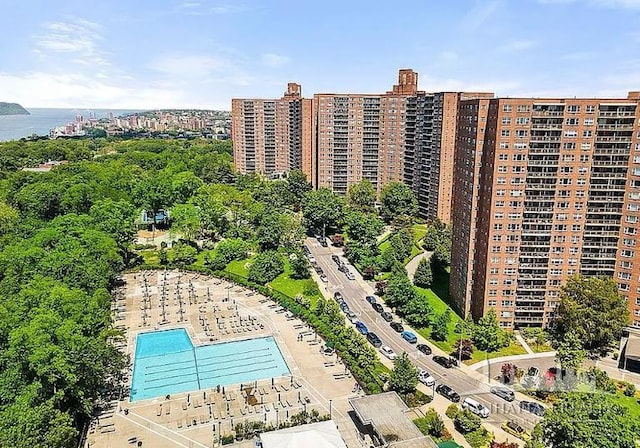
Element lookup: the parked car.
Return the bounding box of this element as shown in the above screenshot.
[365,295,376,304]
[433,355,456,369]
[345,310,358,324]
[372,303,384,313]
[303,245,311,255]
[435,384,460,402]
[334,292,344,301]
[379,345,397,360]
[401,331,417,344]
[501,421,531,441]
[337,263,347,273]
[520,401,545,417]
[317,236,328,247]
[418,369,436,387]
[366,332,382,348]
[417,343,432,355]
[355,321,368,335]
[381,311,394,322]
[490,386,515,402]
[345,271,355,280]
[462,397,490,418]
[307,255,316,263]
[319,274,328,283]
[339,302,349,312]
[390,322,404,333]
[331,254,340,264]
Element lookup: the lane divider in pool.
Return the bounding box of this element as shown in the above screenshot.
[191,345,202,392]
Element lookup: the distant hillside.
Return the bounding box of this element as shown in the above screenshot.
[0,102,30,115]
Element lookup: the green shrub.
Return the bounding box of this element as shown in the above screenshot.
[415,409,445,437]
[445,404,460,420]
[454,409,481,434]
[464,427,492,448]
[622,382,636,397]
[247,251,284,284]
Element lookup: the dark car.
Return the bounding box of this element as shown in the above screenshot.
[365,295,377,304]
[337,263,347,273]
[520,401,545,417]
[433,355,456,369]
[366,332,382,348]
[303,245,311,255]
[372,303,384,313]
[319,239,328,247]
[490,386,515,402]
[436,384,460,402]
[331,254,340,264]
[390,322,404,333]
[417,343,432,355]
[339,302,350,312]
[334,292,343,301]
[381,311,394,322]
[355,321,368,335]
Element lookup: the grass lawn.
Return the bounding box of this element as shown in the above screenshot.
[139,249,160,267]
[412,223,428,244]
[413,280,526,364]
[530,342,555,353]
[611,393,640,418]
[191,249,214,269]
[225,256,254,278]
[270,259,322,305]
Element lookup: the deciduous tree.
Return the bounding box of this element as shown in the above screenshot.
[554,276,629,352]
[346,179,376,212]
[379,182,417,223]
[413,256,433,288]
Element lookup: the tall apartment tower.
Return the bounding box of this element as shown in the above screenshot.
[231,83,313,182]
[409,92,494,223]
[313,69,419,195]
[451,93,640,329]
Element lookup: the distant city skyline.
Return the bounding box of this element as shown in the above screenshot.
[1,0,639,109]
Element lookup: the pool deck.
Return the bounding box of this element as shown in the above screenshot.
[84,270,364,447]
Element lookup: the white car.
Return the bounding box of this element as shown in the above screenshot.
[379,345,397,360]
[345,271,356,280]
[462,397,490,418]
[418,369,436,387]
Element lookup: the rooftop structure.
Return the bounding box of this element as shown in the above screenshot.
[349,392,437,448]
[259,420,347,448]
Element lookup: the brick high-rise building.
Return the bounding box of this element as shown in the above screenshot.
[313,69,420,195]
[231,83,313,182]
[451,93,640,329]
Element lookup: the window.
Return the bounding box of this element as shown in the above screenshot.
[513,154,526,161]
[583,130,592,138]
[627,216,639,224]
[621,260,633,269]
[500,141,509,149]
[567,105,580,113]
[501,129,511,137]
[564,130,578,138]
[564,142,576,150]
[516,117,529,125]
[493,223,503,230]
[581,143,592,150]
[488,300,497,307]
[499,154,508,160]
[566,118,579,125]
[502,117,512,125]
[585,105,595,113]
[494,212,504,219]
[563,155,575,162]
[622,249,635,258]
[584,118,594,126]
[498,166,507,173]
[514,143,528,150]
[503,104,513,112]
[495,200,505,207]
[619,272,632,280]
[516,129,528,138]
[490,268,499,274]
[496,189,506,196]
[517,105,530,112]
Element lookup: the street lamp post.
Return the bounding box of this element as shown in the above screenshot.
[329,399,332,420]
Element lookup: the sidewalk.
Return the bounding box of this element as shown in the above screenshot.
[467,351,556,371]
[514,333,534,355]
[405,251,433,282]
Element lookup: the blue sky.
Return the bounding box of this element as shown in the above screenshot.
[1,0,639,109]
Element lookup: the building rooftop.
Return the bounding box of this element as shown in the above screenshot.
[349,392,437,448]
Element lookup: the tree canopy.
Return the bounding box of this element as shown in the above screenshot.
[389,352,418,394]
[528,393,640,448]
[379,181,417,223]
[553,276,629,352]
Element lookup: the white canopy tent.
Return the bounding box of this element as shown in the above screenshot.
[259,420,347,448]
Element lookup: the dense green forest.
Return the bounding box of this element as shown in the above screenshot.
[0,137,239,446]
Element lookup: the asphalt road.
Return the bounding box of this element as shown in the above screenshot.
[306,237,542,429]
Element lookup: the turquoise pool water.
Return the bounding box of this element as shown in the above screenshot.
[130,329,290,402]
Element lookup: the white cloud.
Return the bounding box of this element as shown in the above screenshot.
[33,18,109,66]
[149,54,236,78]
[261,53,290,68]
[499,40,537,52]
[461,0,502,31]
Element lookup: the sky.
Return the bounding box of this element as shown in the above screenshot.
[1,0,639,109]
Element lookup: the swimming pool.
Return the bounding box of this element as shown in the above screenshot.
[130,329,290,402]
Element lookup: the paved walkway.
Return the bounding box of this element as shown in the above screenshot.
[515,333,535,355]
[468,351,556,371]
[405,251,433,282]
